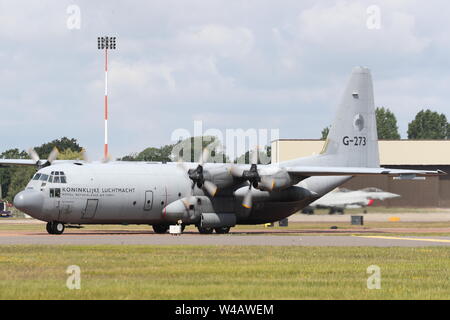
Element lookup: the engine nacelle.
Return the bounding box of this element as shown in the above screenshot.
[162,196,214,224]
[257,169,300,191]
[204,166,236,190]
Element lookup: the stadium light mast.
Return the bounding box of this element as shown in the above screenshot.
[97,36,116,161]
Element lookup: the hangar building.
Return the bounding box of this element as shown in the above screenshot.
[271,140,450,208]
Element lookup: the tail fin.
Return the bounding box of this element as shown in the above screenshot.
[319,67,380,168]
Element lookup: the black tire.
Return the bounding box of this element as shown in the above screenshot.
[46,222,53,234]
[152,224,169,234]
[48,221,65,235]
[214,227,231,234]
[197,226,214,234]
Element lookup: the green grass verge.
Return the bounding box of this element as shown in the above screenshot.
[0,245,449,299]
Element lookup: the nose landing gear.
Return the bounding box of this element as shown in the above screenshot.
[46,221,65,235]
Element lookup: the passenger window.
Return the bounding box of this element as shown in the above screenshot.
[40,174,49,181]
[33,174,41,180]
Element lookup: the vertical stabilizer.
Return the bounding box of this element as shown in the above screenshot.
[319,67,380,167]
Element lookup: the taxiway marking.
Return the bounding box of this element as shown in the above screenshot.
[355,235,450,243]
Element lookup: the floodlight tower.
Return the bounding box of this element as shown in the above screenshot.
[97,36,117,160]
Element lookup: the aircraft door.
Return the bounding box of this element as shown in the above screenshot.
[144,190,153,211]
[82,199,99,219]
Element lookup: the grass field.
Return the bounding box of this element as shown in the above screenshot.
[0,245,449,299]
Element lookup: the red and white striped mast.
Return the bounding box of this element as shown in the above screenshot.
[97,36,116,161]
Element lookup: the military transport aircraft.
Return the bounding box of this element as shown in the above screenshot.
[2,67,445,235]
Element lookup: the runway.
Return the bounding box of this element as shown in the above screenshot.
[1,229,450,246]
[2,213,450,247]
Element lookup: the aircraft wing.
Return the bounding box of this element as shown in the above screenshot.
[285,166,446,178]
[0,159,37,167]
[0,159,81,168]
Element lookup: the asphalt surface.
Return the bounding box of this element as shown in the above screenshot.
[1,213,450,246]
[1,230,450,246]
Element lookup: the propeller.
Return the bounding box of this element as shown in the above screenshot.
[230,147,279,208]
[177,146,218,199]
[27,147,59,169]
[237,148,261,209]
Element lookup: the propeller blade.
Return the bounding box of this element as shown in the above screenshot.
[28,148,40,163]
[260,176,275,191]
[181,198,190,210]
[242,187,253,209]
[230,165,245,177]
[203,180,218,197]
[47,147,59,164]
[199,147,210,166]
[251,146,259,165]
[80,148,90,162]
[181,196,196,210]
[176,160,190,173]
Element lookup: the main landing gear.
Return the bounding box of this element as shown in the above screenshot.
[46,221,65,235]
[197,226,231,234]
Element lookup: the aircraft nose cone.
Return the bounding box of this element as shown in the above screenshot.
[14,190,44,215]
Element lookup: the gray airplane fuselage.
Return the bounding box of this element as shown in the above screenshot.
[17,161,344,226]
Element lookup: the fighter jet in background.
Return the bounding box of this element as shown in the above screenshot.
[301,187,400,214]
[1,67,445,235]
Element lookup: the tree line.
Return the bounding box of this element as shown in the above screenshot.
[0,137,83,201]
[321,108,450,140]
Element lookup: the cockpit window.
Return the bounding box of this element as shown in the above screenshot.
[48,171,67,184]
[39,174,49,181]
[33,173,41,180]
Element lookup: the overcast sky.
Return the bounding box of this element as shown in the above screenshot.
[1,0,449,160]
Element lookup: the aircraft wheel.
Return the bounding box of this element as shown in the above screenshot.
[197,226,214,234]
[46,222,52,234]
[214,227,231,234]
[152,225,169,234]
[47,222,65,235]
